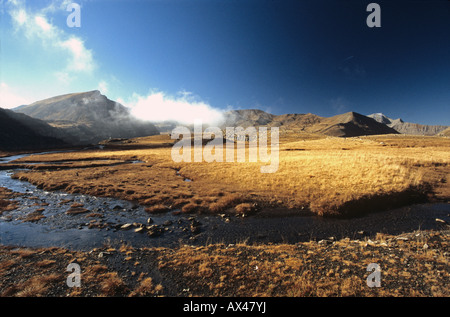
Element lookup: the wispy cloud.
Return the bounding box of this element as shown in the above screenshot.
[0,82,32,109]
[97,80,109,94]
[330,97,350,114]
[337,55,366,80]
[6,0,95,78]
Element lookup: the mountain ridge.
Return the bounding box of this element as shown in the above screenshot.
[367,113,448,136]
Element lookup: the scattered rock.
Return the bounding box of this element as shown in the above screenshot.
[147,225,163,237]
[435,218,447,224]
[163,220,173,226]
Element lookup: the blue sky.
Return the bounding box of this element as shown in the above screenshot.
[1,0,449,125]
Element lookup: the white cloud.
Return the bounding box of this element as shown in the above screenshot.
[7,0,95,76]
[34,15,52,32]
[122,90,225,125]
[60,37,94,72]
[0,82,32,109]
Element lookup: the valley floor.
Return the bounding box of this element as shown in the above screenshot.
[6,133,450,217]
[0,133,449,297]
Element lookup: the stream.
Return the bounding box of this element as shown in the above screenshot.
[1,151,449,251]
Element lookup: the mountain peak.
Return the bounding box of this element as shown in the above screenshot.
[13,90,159,145]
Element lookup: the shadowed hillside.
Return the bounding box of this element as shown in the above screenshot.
[0,108,68,151]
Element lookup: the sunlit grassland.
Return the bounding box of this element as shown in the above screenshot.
[12,133,450,216]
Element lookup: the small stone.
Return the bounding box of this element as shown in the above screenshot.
[435,218,447,224]
[134,227,145,233]
[147,217,153,224]
[120,223,133,230]
[190,224,201,234]
[423,243,429,250]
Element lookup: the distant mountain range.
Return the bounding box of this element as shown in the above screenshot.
[155,109,448,138]
[219,110,398,137]
[367,113,448,136]
[1,90,448,152]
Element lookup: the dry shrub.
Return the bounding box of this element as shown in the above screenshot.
[100,272,128,296]
[20,211,46,222]
[234,203,255,215]
[181,202,198,213]
[129,277,163,297]
[208,193,243,213]
[35,259,56,268]
[14,274,61,297]
[145,204,169,214]
[0,199,9,208]
[10,248,37,259]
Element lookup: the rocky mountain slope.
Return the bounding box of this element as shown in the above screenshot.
[15,90,159,145]
[437,127,450,137]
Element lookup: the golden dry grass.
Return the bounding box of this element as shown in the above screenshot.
[11,133,450,216]
[0,229,448,297]
[155,230,449,297]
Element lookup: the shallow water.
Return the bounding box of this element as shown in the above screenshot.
[0,151,449,251]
